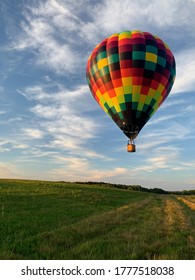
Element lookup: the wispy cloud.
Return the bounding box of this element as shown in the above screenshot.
[23,128,45,139]
[88,0,195,37]
[0,139,29,152]
[47,157,127,182]
[18,82,109,161]
[11,0,83,74]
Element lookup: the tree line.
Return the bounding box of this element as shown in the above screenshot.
[74,181,195,195]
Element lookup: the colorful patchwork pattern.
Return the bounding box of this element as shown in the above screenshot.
[86,30,176,140]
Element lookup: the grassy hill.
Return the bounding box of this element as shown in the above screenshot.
[0,179,194,259]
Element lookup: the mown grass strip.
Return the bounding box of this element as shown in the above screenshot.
[177,196,195,210]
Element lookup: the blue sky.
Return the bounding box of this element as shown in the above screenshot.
[0,0,195,190]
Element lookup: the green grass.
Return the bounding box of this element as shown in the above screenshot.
[0,179,194,259]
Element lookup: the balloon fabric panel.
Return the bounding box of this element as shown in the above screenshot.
[86,30,176,140]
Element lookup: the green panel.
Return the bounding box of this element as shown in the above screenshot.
[145,61,156,71]
[118,112,124,120]
[157,56,166,67]
[108,54,119,63]
[171,67,176,76]
[149,108,155,118]
[137,102,144,111]
[132,51,146,60]
[132,102,138,110]
[124,86,132,94]
[100,66,110,77]
[153,91,161,102]
[97,51,107,61]
[124,94,132,102]
[120,30,132,36]
[143,104,148,112]
[136,110,142,118]
[146,45,158,54]
[120,103,127,111]
[150,99,156,108]
[132,93,140,102]
[111,106,117,114]
[145,95,152,105]
[91,64,98,75]
[104,103,110,110]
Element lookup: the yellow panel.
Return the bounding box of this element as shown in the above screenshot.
[132,30,142,35]
[132,93,140,102]
[117,94,125,103]
[112,97,119,106]
[115,105,121,113]
[103,93,113,108]
[132,85,141,94]
[122,77,132,87]
[97,58,108,69]
[107,99,113,107]
[111,97,121,112]
[145,95,152,105]
[103,92,110,102]
[109,33,118,39]
[139,94,146,103]
[146,52,157,63]
[96,90,102,99]
[119,32,132,39]
[138,102,144,111]
[115,87,124,96]
[155,93,163,103]
[99,95,105,103]
[148,88,156,97]
[157,83,165,93]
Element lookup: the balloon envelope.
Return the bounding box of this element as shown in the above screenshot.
[86,30,176,141]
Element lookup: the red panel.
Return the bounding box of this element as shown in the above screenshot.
[108,89,116,98]
[141,86,150,95]
[132,76,143,85]
[120,60,132,69]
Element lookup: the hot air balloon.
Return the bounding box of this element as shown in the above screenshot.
[86,30,176,152]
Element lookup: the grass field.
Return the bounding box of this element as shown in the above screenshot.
[0,179,194,260]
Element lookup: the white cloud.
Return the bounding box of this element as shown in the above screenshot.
[148,114,179,126]
[89,0,195,36]
[12,0,81,74]
[18,82,108,161]
[161,98,188,110]
[139,122,191,152]
[130,145,190,175]
[47,157,127,181]
[23,128,45,139]
[17,86,50,101]
[0,139,30,153]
